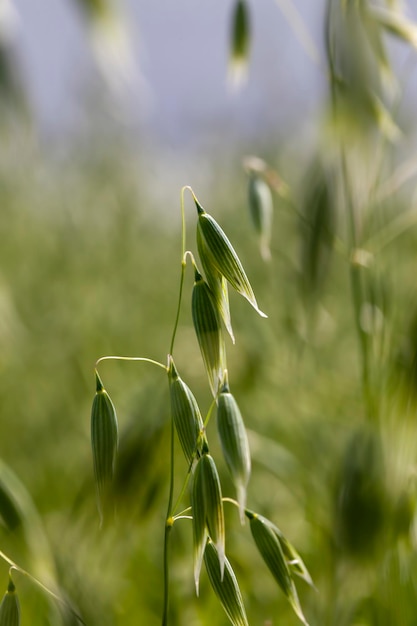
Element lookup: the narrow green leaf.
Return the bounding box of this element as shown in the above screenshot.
[91,371,119,522]
[192,268,227,397]
[0,577,20,626]
[217,375,251,522]
[168,356,205,465]
[195,198,267,318]
[197,226,235,343]
[204,540,249,626]
[248,173,273,262]
[246,511,309,625]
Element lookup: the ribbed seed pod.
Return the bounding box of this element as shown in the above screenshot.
[246,510,308,625]
[195,197,267,318]
[192,267,226,397]
[191,453,225,592]
[248,172,273,262]
[91,371,119,521]
[0,577,20,626]
[204,540,249,626]
[191,451,209,595]
[168,356,205,465]
[197,226,234,343]
[217,375,251,523]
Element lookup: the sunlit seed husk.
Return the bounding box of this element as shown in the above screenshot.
[246,511,308,625]
[191,454,209,594]
[248,173,273,262]
[204,540,249,626]
[168,356,205,465]
[217,378,251,523]
[0,579,20,626]
[197,226,235,343]
[195,199,267,318]
[91,372,119,520]
[192,268,226,397]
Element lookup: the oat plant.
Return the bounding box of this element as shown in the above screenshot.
[91,186,314,626]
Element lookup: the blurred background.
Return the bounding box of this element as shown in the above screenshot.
[1,1,417,624]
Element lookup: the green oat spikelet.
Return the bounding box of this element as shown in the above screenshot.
[229,0,251,89]
[197,225,235,343]
[192,267,226,397]
[91,370,119,523]
[168,355,205,465]
[217,373,251,523]
[204,540,249,626]
[195,195,267,318]
[248,172,273,262]
[191,448,209,595]
[246,510,309,625]
[191,452,225,592]
[0,575,20,626]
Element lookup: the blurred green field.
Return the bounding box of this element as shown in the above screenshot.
[1,2,417,625]
[0,125,416,625]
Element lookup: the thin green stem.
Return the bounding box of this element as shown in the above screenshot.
[204,397,217,428]
[162,413,175,626]
[163,185,196,626]
[172,506,192,521]
[0,551,86,625]
[169,186,195,356]
[95,355,167,371]
[222,497,240,509]
[325,0,375,422]
[171,465,193,516]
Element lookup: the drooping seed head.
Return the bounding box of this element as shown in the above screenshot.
[91,371,119,522]
[204,540,249,626]
[168,356,205,466]
[245,510,309,625]
[195,196,267,318]
[192,267,227,397]
[217,374,251,522]
[0,576,20,626]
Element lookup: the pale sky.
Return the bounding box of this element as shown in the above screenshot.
[11,0,326,148]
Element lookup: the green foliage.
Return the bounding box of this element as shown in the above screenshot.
[1,0,417,624]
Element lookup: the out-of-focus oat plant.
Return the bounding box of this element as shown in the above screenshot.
[240,2,417,624]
